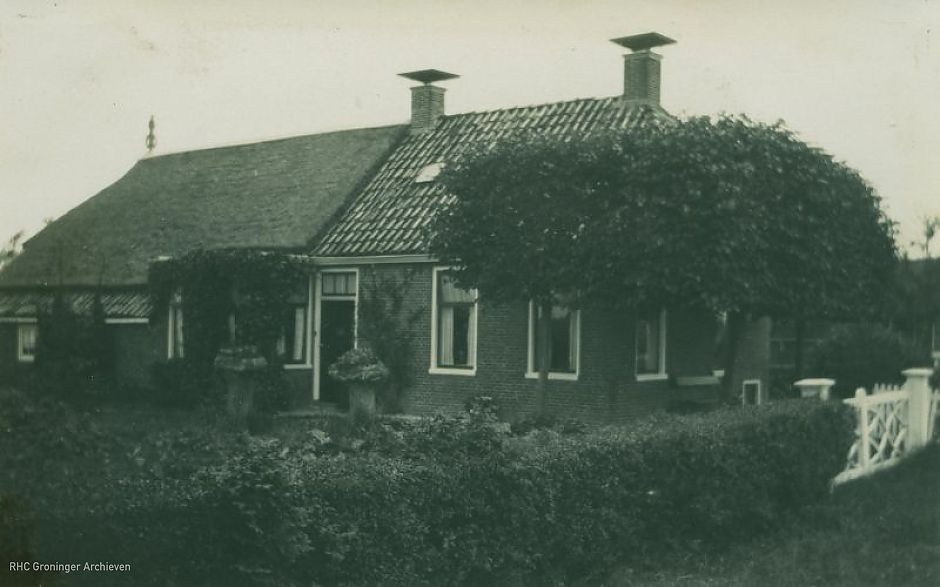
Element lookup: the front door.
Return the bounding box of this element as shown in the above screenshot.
[319,300,356,407]
[316,270,358,407]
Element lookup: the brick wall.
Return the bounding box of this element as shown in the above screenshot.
[355,263,752,423]
[732,317,772,403]
[0,323,31,387]
[111,323,165,390]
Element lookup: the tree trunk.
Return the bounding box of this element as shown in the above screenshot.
[719,311,746,404]
[536,300,553,418]
[793,316,806,380]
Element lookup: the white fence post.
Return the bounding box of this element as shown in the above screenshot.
[902,368,934,450]
[854,388,869,471]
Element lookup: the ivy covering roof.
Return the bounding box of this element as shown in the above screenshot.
[314,97,669,257]
[0,124,406,288]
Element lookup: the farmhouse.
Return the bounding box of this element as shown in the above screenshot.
[0,33,770,420]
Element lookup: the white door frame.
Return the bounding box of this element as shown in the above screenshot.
[311,267,359,402]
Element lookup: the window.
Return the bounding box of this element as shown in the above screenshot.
[322,271,357,297]
[277,306,308,365]
[635,309,667,381]
[527,302,580,380]
[932,319,940,359]
[712,311,728,378]
[17,323,37,363]
[430,268,478,374]
[742,379,762,405]
[167,289,184,359]
[415,162,444,183]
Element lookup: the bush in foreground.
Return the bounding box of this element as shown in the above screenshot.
[16,399,853,586]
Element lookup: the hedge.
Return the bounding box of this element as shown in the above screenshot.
[290,400,854,585]
[3,400,854,586]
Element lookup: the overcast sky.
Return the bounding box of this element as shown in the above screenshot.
[1,0,938,256]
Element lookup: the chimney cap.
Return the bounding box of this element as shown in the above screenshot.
[398,69,460,85]
[610,32,676,52]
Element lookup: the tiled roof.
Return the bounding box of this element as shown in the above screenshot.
[314,97,668,257]
[0,125,406,287]
[0,291,152,319]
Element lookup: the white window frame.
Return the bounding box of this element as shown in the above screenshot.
[277,277,314,371]
[312,268,359,401]
[742,378,762,406]
[931,320,940,360]
[16,321,38,363]
[635,308,668,382]
[167,290,184,359]
[281,305,313,370]
[525,301,580,381]
[429,266,479,376]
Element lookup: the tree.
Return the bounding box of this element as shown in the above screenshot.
[0,230,24,272]
[429,115,897,405]
[892,215,940,363]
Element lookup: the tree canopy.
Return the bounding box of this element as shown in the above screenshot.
[429,115,898,321]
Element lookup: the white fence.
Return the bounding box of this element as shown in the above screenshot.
[832,368,939,485]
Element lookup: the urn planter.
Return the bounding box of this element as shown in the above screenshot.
[348,382,378,421]
[214,345,268,425]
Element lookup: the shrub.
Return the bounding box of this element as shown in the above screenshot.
[179,438,312,585]
[0,495,35,582]
[251,365,291,415]
[33,293,114,401]
[327,346,389,384]
[9,399,853,586]
[293,400,853,585]
[806,323,927,397]
[151,359,222,408]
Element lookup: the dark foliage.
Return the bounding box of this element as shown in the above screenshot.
[5,396,852,586]
[431,115,897,318]
[33,291,114,400]
[251,365,292,414]
[806,323,929,398]
[356,267,423,412]
[149,248,307,371]
[429,115,898,398]
[151,358,223,408]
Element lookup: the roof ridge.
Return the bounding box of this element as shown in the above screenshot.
[441,94,623,121]
[140,95,659,163]
[141,123,408,162]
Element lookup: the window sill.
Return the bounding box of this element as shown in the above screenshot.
[635,373,668,383]
[283,364,312,370]
[712,369,725,378]
[17,357,35,364]
[525,371,578,382]
[429,366,477,376]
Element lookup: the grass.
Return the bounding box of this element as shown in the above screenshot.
[598,442,940,587]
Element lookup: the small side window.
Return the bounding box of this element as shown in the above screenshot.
[17,323,37,363]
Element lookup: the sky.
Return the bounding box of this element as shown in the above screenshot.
[1,0,938,255]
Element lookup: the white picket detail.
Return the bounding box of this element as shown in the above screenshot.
[929,390,940,440]
[832,368,936,486]
[872,382,902,394]
[835,388,909,484]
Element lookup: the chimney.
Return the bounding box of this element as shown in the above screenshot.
[610,32,676,105]
[398,69,459,133]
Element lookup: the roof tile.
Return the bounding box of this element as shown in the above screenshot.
[314,96,667,256]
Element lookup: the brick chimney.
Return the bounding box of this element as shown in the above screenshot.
[398,69,459,133]
[610,32,676,105]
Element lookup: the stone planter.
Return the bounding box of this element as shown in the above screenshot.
[348,382,377,421]
[794,378,836,401]
[214,346,267,425]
